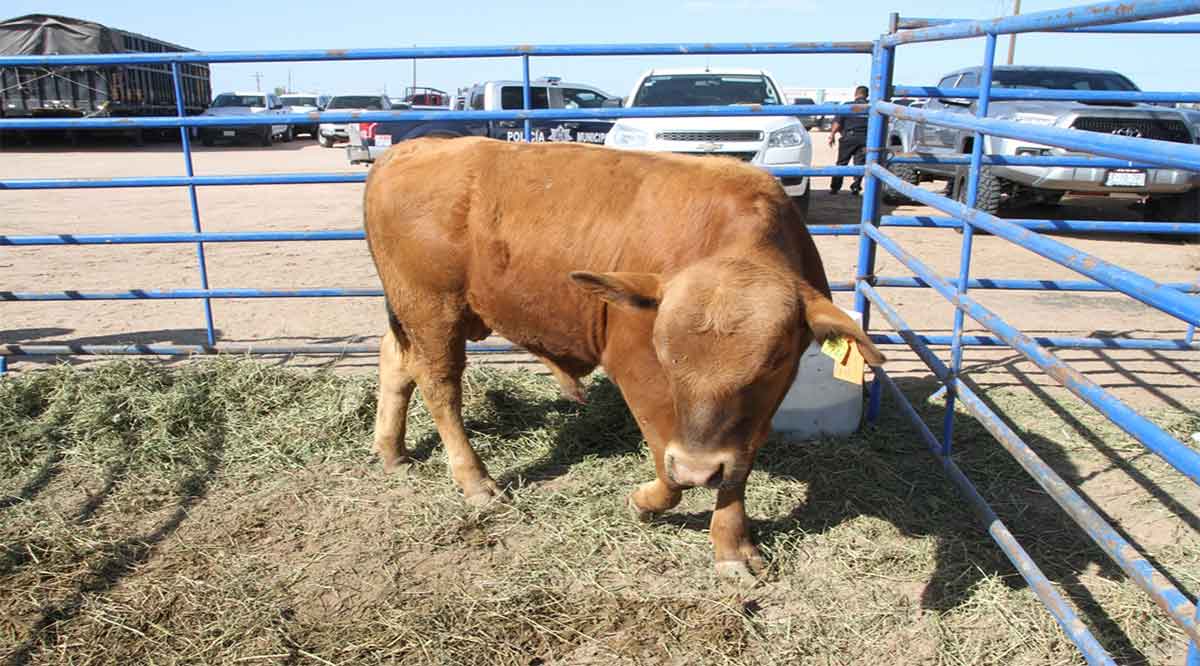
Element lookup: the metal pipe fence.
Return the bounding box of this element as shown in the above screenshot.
[858,2,1200,663]
[1,3,1199,663]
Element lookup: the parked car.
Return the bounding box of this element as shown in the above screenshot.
[280,93,329,139]
[198,92,292,146]
[403,86,450,107]
[605,68,813,212]
[903,66,1200,219]
[881,98,925,203]
[319,94,391,147]
[346,77,615,164]
[791,97,821,129]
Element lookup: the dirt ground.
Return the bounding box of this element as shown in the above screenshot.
[1,132,1198,664]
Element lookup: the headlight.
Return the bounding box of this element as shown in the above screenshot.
[608,125,648,148]
[767,124,807,148]
[608,125,647,147]
[1010,113,1058,126]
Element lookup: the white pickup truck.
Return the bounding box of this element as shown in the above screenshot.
[605,68,813,213]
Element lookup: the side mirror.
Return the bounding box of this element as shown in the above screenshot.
[601,97,624,108]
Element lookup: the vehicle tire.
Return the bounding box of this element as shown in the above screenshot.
[283,126,294,142]
[260,127,273,147]
[791,188,811,222]
[1147,190,1200,222]
[318,133,333,147]
[953,167,1004,216]
[201,136,214,147]
[881,163,921,205]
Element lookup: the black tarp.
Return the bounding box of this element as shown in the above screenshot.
[0,14,121,56]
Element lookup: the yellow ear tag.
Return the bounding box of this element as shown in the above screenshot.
[833,339,865,385]
[821,336,850,364]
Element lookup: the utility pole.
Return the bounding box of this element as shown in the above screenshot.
[252,71,263,91]
[287,69,293,93]
[1006,0,1021,65]
[411,52,417,95]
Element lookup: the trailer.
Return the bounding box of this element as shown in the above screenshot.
[0,14,209,143]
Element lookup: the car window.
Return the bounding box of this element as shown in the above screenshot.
[561,87,606,109]
[500,86,551,110]
[327,96,386,110]
[957,72,979,88]
[990,70,1139,91]
[470,92,485,110]
[212,94,267,107]
[281,96,317,106]
[631,74,780,107]
[937,75,961,89]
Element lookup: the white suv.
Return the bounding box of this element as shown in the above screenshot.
[605,68,813,210]
[198,92,292,146]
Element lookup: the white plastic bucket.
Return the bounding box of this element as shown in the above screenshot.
[771,308,866,439]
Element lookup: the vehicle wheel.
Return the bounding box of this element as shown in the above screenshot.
[261,128,273,147]
[1147,190,1200,222]
[791,188,811,221]
[881,163,921,205]
[201,136,214,147]
[318,133,333,147]
[953,167,1004,216]
[283,126,294,142]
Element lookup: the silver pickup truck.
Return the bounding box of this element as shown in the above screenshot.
[895,66,1200,220]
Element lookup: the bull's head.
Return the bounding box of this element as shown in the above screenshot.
[571,256,883,490]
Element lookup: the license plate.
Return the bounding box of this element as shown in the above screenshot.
[222,130,235,137]
[375,134,392,148]
[1105,169,1146,187]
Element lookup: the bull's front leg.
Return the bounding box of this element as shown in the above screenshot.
[710,484,765,582]
[628,437,682,521]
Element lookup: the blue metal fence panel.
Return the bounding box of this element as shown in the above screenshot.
[860,5,1200,660]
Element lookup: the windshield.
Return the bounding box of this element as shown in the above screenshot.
[281,96,317,106]
[212,94,266,108]
[991,70,1139,91]
[632,74,780,107]
[327,96,384,110]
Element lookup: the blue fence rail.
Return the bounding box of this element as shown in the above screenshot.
[860,3,1200,665]
[1,2,1198,663]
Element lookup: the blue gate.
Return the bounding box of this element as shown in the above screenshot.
[1,1,1198,663]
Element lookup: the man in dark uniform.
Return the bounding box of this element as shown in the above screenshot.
[828,85,869,195]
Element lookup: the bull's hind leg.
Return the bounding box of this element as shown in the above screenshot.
[409,316,501,506]
[374,323,417,472]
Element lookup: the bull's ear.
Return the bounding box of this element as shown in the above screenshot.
[569,271,661,311]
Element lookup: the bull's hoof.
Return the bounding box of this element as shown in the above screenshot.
[380,455,414,475]
[463,477,503,507]
[715,558,765,585]
[626,494,653,523]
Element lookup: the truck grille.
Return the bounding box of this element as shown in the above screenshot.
[656,130,763,142]
[675,151,757,162]
[1071,117,1193,144]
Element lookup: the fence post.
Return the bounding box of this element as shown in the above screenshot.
[940,33,998,454]
[522,55,532,142]
[170,62,216,347]
[856,30,894,423]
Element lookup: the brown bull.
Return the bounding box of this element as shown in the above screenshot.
[363,137,884,579]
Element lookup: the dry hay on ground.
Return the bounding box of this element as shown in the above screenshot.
[1,360,1196,665]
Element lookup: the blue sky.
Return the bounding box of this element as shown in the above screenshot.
[5,0,1198,98]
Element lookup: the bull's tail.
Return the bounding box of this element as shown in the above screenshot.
[799,284,886,366]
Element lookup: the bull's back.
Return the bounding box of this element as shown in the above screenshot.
[363,137,826,361]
